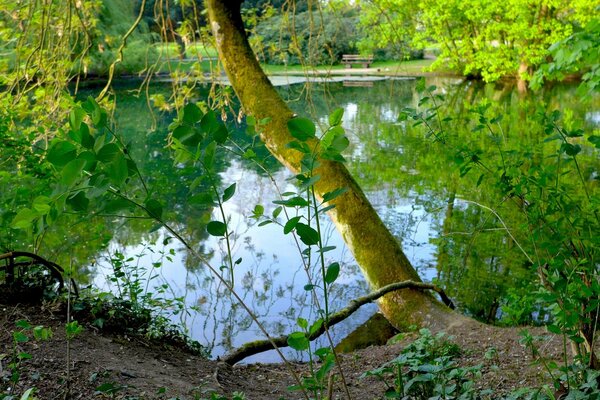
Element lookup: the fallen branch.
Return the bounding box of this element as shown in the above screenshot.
[222,280,454,365]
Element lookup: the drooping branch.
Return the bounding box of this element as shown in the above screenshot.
[222,281,454,365]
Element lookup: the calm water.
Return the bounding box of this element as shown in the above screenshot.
[6,77,598,362]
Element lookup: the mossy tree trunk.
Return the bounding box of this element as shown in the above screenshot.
[205,0,466,331]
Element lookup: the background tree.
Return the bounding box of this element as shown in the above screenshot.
[357,0,597,82]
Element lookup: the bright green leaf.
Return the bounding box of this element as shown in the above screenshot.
[287,331,309,351]
[329,108,344,126]
[287,117,316,141]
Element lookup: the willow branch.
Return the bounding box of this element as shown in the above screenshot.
[97,0,147,101]
[223,280,454,365]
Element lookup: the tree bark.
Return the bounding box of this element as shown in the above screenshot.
[205,1,466,331]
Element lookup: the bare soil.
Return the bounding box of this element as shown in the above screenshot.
[0,300,564,399]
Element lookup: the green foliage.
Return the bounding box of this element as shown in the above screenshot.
[1,320,52,395]
[251,8,361,65]
[358,0,596,81]
[405,79,600,382]
[362,329,486,399]
[509,330,600,399]
[532,16,600,97]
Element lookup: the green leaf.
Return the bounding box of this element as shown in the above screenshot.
[287,331,309,351]
[200,110,219,133]
[70,106,86,132]
[273,196,309,207]
[78,151,97,172]
[13,331,29,343]
[103,198,133,213]
[588,135,600,149]
[207,221,227,236]
[322,187,347,203]
[318,246,336,254]
[297,317,308,329]
[287,117,316,141]
[561,143,581,156]
[173,125,204,147]
[203,141,217,169]
[96,142,121,163]
[547,324,562,334]
[309,318,323,336]
[212,123,229,144]
[330,134,350,153]
[252,204,264,218]
[32,196,52,214]
[295,223,319,246]
[82,96,102,125]
[284,216,302,234]
[11,208,39,229]
[328,108,344,126]
[79,122,95,149]
[304,284,315,291]
[272,206,282,218]
[324,262,340,284]
[66,191,89,212]
[47,140,77,167]
[222,183,236,202]
[321,126,345,150]
[145,199,163,219]
[15,320,31,329]
[107,154,128,186]
[60,158,86,187]
[182,103,203,124]
[65,321,83,339]
[172,124,193,140]
[298,175,320,191]
[20,388,36,400]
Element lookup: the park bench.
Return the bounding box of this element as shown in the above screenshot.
[341,54,374,68]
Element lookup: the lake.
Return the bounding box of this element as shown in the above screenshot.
[4,76,598,362]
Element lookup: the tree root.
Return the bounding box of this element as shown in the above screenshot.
[0,251,78,297]
[222,280,454,365]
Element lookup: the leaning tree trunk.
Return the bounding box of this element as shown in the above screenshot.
[206,0,466,331]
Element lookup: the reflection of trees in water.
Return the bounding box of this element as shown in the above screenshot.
[335,78,599,324]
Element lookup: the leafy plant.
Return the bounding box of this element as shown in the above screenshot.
[404,79,600,393]
[362,328,485,399]
[1,320,52,397]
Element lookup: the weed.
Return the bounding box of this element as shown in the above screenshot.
[362,329,487,399]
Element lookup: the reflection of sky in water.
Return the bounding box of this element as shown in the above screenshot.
[91,77,599,362]
[93,157,436,362]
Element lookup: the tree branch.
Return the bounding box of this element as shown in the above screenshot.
[222,280,454,365]
[0,251,78,296]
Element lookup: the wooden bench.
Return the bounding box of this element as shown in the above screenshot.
[341,54,374,68]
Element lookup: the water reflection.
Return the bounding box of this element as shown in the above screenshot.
[4,77,597,361]
[95,77,598,359]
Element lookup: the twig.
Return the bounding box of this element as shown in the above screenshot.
[222,280,454,365]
